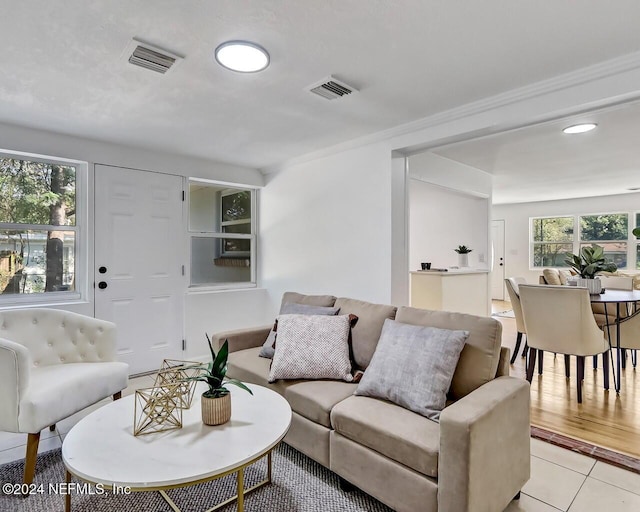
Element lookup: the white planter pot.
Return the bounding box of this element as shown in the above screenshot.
[576,277,602,294]
[458,253,469,267]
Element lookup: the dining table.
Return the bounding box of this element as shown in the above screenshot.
[590,289,640,393]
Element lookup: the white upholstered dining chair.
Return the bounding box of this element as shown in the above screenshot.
[519,285,610,403]
[504,277,528,364]
[0,308,129,483]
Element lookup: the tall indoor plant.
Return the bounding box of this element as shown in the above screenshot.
[564,244,617,294]
[189,334,253,425]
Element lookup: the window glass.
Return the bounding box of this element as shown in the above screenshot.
[0,157,78,296]
[188,181,254,287]
[531,217,573,268]
[580,214,627,241]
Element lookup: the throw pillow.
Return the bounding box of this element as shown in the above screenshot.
[259,303,340,358]
[542,268,562,285]
[268,314,353,382]
[355,319,469,421]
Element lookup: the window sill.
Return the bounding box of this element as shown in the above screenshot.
[186,283,259,295]
[0,295,89,310]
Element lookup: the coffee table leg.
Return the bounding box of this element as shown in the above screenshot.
[267,451,272,483]
[237,468,244,512]
[65,471,71,512]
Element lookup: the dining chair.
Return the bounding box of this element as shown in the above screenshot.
[519,285,610,403]
[504,277,528,364]
[597,275,636,368]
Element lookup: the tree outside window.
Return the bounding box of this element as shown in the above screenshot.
[531,217,573,267]
[0,158,76,295]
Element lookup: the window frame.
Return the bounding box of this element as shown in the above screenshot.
[187,178,257,291]
[530,211,633,270]
[0,150,87,306]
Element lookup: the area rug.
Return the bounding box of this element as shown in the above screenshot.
[492,309,515,318]
[0,443,392,512]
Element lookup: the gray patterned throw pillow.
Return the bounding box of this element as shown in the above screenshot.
[259,303,340,358]
[355,319,468,421]
[268,314,353,382]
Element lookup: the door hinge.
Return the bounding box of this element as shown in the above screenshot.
[181,265,185,276]
[182,190,185,201]
[182,339,186,351]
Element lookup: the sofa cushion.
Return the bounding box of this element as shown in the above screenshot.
[334,297,397,370]
[285,381,357,428]
[281,292,337,307]
[355,319,468,421]
[227,347,302,395]
[330,395,440,477]
[259,303,340,359]
[395,307,502,400]
[542,268,562,285]
[269,314,353,382]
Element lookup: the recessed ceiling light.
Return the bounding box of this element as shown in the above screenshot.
[215,41,269,73]
[562,123,597,134]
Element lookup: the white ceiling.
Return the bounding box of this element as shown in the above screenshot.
[432,100,640,204]
[2,1,640,169]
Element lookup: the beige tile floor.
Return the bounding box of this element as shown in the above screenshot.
[2,375,640,511]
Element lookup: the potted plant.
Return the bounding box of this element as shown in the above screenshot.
[189,334,253,425]
[564,244,617,294]
[454,245,472,267]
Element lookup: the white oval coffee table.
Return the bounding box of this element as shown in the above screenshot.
[62,382,291,512]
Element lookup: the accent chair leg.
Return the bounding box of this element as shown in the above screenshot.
[633,350,637,368]
[511,332,523,364]
[49,424,56,432]
[513,491,521,500]
[564,355,571,379]
[526,348,537,382]
[521,339,528,358]
[23,432,41,484]
[603,351,610,390]
[622,349,627,370]
[339,477,356,492]
[593,355,598,369]
[577,356,585,403]
[113,391,122,401]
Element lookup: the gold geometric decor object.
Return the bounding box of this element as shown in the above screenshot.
[133,383,183,436]
[154,359,203,410]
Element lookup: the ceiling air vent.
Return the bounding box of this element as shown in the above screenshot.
[123,38,183,74]
[306,76,358,100]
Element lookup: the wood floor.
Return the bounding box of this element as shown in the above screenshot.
[493,300,640,460]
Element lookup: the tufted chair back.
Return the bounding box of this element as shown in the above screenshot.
[0,308,116,368]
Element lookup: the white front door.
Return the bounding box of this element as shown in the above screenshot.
[491,219,506,300]
[94,165,184,374]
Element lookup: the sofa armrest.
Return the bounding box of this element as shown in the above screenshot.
[0,338,31,432]
[210,325,272,353]
[438,376,530,512]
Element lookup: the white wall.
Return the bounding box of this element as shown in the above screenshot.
[408,152,491,271]
[493,192,640,285]
[0,121,268,359]
[259,142,393,315]
[409,180,489,270]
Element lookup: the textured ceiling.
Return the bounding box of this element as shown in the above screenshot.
[433,101,640,204]
[2,1,640,169]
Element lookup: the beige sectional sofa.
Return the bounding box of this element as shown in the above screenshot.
[211,293,530,512]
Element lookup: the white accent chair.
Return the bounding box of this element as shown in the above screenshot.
[0,308,128,483]
[519,285,610,403]
[504,277,527,364]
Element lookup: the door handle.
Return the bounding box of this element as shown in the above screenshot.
[98,282,108,289]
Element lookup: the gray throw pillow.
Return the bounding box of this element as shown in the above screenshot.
[268,314,353,382]
[259,303,340,358]
[355,319,468,421]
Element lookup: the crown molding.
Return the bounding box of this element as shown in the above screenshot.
[261,50,640,175]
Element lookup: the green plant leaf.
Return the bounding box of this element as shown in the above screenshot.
[224,379,254,395]
[212,340,229,378]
